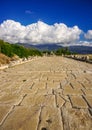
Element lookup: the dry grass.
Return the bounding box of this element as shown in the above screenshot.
[0,53,21,66]
[0,53,10,65]
[10,54,20,61]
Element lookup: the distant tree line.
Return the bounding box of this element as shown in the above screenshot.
[42,47,73,56]
[55,47,72,55]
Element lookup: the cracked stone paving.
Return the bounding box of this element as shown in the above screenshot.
[0,56,92,130]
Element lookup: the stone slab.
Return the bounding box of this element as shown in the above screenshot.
[62,106,92,130]
[0,105,12,125]
[84,96,92,108]
[22,94,56,107]
[34,82,46,90]
[83,83,92,89]
[56,95,65,108]
[84,89,92,95]
[0,106,40,130]
[63,85,82,96]
[46,82,60,89]
[70,96,88,108]
[38,106,63,130]
[0,94,20,105]
[71,80,83,89]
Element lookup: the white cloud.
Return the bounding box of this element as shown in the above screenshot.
[0,20,26,43]
[84,30,92,40]
[25,10,33,14]
[76,41,92,46]
[0,19,82,44]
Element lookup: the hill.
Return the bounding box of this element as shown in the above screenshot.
[69,46,92,54]
[17,43,92,54]
[0,40,43,58]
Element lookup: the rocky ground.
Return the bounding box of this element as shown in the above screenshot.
[0,56,92,130]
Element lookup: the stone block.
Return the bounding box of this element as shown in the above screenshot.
[56,95,65,108]
[63,85,82,96]
[22,94,56,107]
[0,106,40,130]
[84,96,92,108]
[38,106,63,130]
[71,80,83,89]
[70,96,88,108]
[0,105,11,125]
[0,94,20,105]
[84,89,92,95]
[83,83,92,89]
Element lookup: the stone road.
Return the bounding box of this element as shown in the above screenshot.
[0,56,92,130]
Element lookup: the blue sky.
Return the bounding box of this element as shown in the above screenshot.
[0,0,92,45]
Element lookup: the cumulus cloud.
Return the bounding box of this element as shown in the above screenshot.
[0,20,82,44]
[84,30,92,40]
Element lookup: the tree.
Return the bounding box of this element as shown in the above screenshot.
[55,47,72,55]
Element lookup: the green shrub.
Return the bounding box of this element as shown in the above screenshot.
[0,40,43,58]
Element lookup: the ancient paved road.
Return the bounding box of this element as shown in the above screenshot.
[0,56,92,130]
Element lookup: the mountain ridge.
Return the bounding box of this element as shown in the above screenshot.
[17,43,92,54]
